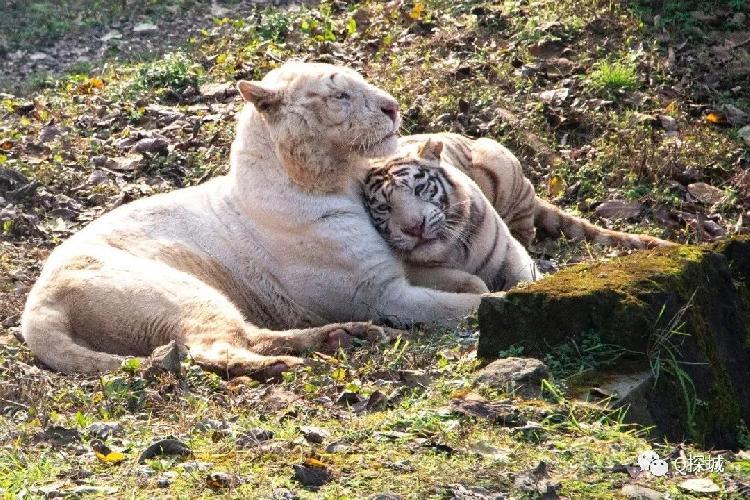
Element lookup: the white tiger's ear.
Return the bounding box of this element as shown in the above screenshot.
[417,138,443,161]
[237,80,282,113]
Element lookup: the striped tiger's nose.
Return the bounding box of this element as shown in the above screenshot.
[402,218,425,238]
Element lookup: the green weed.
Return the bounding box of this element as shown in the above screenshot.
[588,61,638,91]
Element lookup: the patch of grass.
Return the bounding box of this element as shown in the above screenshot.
[127,51,203,98]
[629,0,747,31]
[543,330,629,380]
[588,61,639,91]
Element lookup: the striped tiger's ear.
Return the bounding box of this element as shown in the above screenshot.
[417,138,443,161]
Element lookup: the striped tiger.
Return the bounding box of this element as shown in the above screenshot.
[364,138,539,293]
[397,133,674,249]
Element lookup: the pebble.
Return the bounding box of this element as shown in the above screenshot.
[300,426,330,444]
[157,471,177,488]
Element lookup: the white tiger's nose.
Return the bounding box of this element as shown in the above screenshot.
[381,100,399,124]
[402,218,425,238]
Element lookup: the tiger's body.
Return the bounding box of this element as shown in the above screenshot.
[364,139,539,293]
[397,133,673,250]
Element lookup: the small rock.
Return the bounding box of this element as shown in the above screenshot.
[674,166,701,185]
[619,483,662,500]
[325,440,348,453]
[144,340,186,377]
[199,82,238,101]
[678,478,720,495]
[730,12,746,26]
[177,460,213,472]
[528,39,566,59]
[194,419,227,432]
[38,426,81,446]
[66,486,118,496]
[133,22,158,32]
[157,471,177,488]
[355,390,388,413]
[134,136,169,155]
[236,428,274,448]
[145,103,185,126]
[293,463,331,489]
[211,2,230,16]
[738,125,750,146]
[115,136,141,151]
[721,103,749,126]
[336,391,362,406]
[138,438,191,464]
[39,125,63,143]
[29,52,47,61]
[538,88,569,104]
[513,461,559,495]
[450,393,526,426]
[109,154,143,172]
[135,465,157,478]
[206,471,241,489]
[101,30,122,41]
[87,169,109,186]
[703,219,725,238]
[370,494,402,500]
[91,155,108,168]
[474,358,551,399]
[687,182,725,205]
[595,200,643,220]
[657,114,678,131]
[447,484,505,499]
[87,421,123,440]
[399,369,436,387]
[467,441,510,462]
[13,100,35,114]
[273,488,300,500]
[300,426,330,444]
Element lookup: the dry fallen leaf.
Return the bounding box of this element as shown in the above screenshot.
[705,112,727,125]
[408,1,424,20]
[92,440,126,464]
[547,175,567,198]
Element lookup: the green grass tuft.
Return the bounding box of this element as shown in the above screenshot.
[588,61,639,91]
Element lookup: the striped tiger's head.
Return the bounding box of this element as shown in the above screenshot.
[363,139,472,253]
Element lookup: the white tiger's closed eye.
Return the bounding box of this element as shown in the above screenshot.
[334,92,351,100]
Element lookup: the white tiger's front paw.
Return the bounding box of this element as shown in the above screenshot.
[455,275,490,294]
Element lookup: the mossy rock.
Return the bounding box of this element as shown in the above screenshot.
[478,237,750,449]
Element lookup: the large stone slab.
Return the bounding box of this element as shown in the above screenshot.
[478,238,750,448]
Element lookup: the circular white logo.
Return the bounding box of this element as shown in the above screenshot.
[637,450,669,477]
[637,450,659,471]
[649,459,669,477]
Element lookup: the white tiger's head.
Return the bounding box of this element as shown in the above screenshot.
[237,62,400,192]
[363,139,472,253]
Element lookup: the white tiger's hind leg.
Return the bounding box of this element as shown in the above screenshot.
[21,253,399,379]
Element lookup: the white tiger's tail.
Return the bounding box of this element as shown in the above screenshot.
[533,197,674,249]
